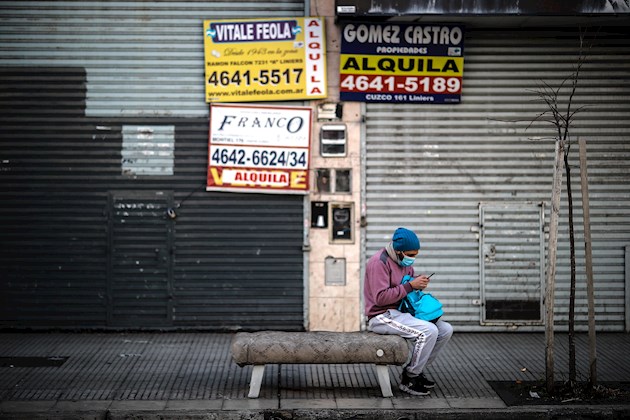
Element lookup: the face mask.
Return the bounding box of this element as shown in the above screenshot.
[400,254,415,267]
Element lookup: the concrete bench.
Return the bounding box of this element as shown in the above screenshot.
[231,331,409,398]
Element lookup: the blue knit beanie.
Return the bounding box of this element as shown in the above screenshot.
[392,227,420,251]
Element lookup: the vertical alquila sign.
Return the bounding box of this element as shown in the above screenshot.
[339,23,464,104]
[203,18,327,102]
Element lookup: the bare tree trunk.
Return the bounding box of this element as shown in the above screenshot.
[564,151,577,384]
[579,138,597,388]
[546,139,565,394]
[530,30,589,395]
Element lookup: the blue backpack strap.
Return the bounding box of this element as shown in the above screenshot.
[398,275,416,315]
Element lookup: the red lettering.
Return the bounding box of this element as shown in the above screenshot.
[232,170,290,186]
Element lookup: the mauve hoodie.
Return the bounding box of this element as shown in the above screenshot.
[363,248,415,319]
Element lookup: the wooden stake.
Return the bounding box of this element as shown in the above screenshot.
[579,138,597,386]
[546,139,565,394]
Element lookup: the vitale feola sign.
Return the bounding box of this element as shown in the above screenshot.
[203,17,327,103]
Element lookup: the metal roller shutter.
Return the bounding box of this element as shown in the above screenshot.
[364,27,630,332]
[0,0,305,117]
[0,0,306,330]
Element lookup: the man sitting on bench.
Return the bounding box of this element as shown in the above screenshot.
[363,227,453,396]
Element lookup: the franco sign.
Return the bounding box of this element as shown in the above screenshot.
[207,104,312,194]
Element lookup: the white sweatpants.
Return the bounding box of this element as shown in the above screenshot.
[368,309,453,376]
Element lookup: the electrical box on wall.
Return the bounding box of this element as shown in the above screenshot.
[329,202,354,243]
[335,169,351,193]
[315,169,331,193]
[311,201,328,228]
[325,256,346,286]
[320,124,347,157]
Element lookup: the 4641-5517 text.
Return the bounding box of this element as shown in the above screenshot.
[207,68,303,87]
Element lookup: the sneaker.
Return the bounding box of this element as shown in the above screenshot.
[399,370,430,396]
[418,372,435,388]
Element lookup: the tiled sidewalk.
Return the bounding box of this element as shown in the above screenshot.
[0,332,628,418]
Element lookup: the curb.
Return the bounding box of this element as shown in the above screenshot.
[2,405,630,420]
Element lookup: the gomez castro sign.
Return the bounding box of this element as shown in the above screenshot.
[340,23,464,104]
[203,17,327,102]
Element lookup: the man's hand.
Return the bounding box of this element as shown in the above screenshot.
[410,275,431,290]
